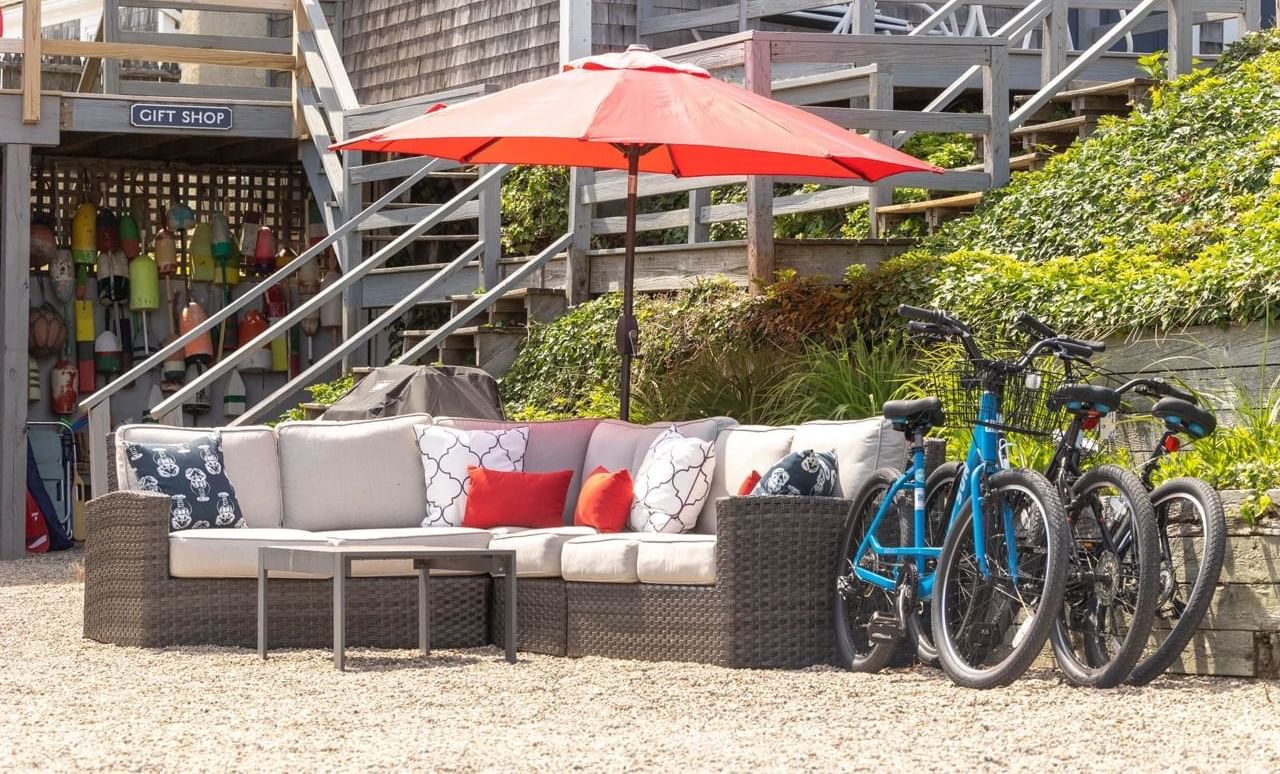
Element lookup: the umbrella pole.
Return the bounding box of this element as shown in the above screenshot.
[617,146,641,422]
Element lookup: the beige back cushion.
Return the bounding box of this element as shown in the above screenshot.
[276,414,431,531]
[436,417,600,524]
[115,424,283,529]
[696,425,796,533]
[582,417,738,484]
[789,418,905,499]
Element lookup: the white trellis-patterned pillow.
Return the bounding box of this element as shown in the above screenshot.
[629,427,716,534]
[413,424,528,527]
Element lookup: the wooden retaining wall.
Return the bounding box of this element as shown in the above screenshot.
[1100,322,1280,405]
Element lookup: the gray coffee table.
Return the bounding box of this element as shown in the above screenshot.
[257,545,517,670]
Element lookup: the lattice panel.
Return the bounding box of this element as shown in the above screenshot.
[29,157,309,262]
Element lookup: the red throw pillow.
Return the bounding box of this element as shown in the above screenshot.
[574,466,633,533]
[738,470,762,496]
[462,467,573,530]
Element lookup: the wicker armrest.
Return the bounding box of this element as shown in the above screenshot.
[84,491,173,584]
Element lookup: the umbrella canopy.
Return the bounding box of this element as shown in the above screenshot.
[334,45,941,420]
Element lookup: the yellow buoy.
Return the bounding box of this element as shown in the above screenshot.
[189,222,215,282]
[270,335,288,373]
[71,203,97,264]
[129,254,160,312]
[74,299,95,342]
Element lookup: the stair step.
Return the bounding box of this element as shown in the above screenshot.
[362,233,480,242]
[955,152,1049,175]
[1011,114,1093,137]
[444,287,564,303]
[875,191,983,217]
[401,326,526,341]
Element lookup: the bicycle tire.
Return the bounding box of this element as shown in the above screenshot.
[834,468,905,673]
[931,467,1070,689]
[1048,464,1160,688]
[1126,477,1226,686]
[907,461,961,667]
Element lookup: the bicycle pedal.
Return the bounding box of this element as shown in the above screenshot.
[867,612,903,644]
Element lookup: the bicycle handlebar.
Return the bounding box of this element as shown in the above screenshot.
[898,305,969,333]
[1115,377,1197,404]
[902,306,1087,373]
[1014,311,1107,353]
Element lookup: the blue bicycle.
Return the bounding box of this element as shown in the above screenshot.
[833,306,1073,689]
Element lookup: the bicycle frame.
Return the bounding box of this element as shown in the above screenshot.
[851,390,1011,601]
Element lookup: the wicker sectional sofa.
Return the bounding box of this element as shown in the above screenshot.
[84,413,906,667]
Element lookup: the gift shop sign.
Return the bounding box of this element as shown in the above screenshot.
[129,104,233,131]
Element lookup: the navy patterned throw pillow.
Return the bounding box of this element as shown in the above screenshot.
[751,449,839,497]
[123,433,246,531]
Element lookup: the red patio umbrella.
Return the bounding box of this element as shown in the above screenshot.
[335,45,940,420]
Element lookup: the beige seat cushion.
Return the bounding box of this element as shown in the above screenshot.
[488,526,597,577]
[790,418,906,498]
[561,534,641,583]
[169,528,329,578]
[438,418,600,524]
[322,527,492,576]
[275,414,431,531]
[117,424,283,529]
[697,425,797,533]
[636,533,717,585]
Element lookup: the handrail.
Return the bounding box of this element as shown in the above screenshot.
[891,0,1053,148]
[1009,0,1163,128]
[77,157,452,413]
[230,240,488,426]
[152,164,512,418]
[396,233,575,365]
[909,0,967,36]
[297,0,359,113]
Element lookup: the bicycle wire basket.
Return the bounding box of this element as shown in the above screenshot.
[921,360,1067,438]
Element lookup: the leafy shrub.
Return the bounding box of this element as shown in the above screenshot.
[277,373,355,424]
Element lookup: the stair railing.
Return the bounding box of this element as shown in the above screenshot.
[394,233,574,365]
[152,165,513,422]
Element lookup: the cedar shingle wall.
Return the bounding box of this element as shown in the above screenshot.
[342,0,717,105]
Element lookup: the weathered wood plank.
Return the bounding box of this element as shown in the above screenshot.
[41,39,298,71]
[767,34,997,68]
[0,95,61,146]
[117,81,292,103]
[1171,534,1280,585]
[802,106,991,134]
[350,157,461,185]
[1099,322,1280,402]
[344,85,499,135]
[60,95,295,138]
[123,0,293,11]
[1149,628,1266,678]
[1192,583,1280,631]
[356,201,482,231]
[22,0,40,122]
[116,30,293,54]
[0,144,32,558]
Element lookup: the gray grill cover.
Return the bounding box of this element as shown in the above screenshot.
[321,365,504,421]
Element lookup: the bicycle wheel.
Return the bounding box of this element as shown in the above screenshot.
[1126,477,1226,686]
[906,461,960,667]
[1049,465,1159,688]
[931,467,1070,689]
[834,468,906,672]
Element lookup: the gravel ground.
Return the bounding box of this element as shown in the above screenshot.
[2,551,1278,773]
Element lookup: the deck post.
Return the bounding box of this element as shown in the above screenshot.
[22,0,41,123]
[1041,0,1069,87]
[478,165,502,290]
[688,188,710,243]
[866,67,893,239]
[743,37,774,291]
[1243,0,1262,30]
[102,0,121,94]
[1168,0,1194,78]
[982,43,1011,189]
[0,144,32,558]
[850,0,877,34]
[561,0,593,306]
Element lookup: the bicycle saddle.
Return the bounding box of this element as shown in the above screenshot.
[1048,383,1120,416]
[883,397,945,431]
[1151,397,1216,439]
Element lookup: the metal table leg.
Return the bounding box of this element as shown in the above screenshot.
[418,565,431,657]
[257,557,268,660]
[503,556,517,664]
[333,556,346,671]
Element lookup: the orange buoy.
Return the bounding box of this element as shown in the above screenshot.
[154,228,179,276]
[30,221,57,270]
[50,358,78,416]
[238,309,272,373]
[179,300,214,365]
[253,227,277,275]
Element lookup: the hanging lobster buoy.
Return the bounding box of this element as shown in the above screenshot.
[238,309,272,373]
[238,210,261,264]
[74,298,95,343]
[168,200,196,232]
[270,335,289,373]
[224,369,247,418]
[182,363,211,416]
[154,228,179,276]
[30,221,57,270]
[129,254,160,312]
[94,329,123,375]
[118,212,141,258]
[161,293,185,386]
[28,361,41,403]
[50,358,77,416]
[129,194,149,240]
[253,227,277,276]
[29,304,68,359]
[142,383,165,423]
[75,293,96,394]
[189,222,215,283]
[298,254,320,297]
[210,212,239,287]
[72,203,97,265]
[319,267,343,334]
[179,301,214,365]
[95,207,120,252]
[50,247,75,303]
[308,199,331,271]
[97,250,130,305]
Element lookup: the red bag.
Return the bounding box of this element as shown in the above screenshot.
[25,491,50,553]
